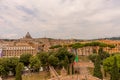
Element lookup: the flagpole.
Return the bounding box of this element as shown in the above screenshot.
[74,49,79,80]
[73,48,79,80]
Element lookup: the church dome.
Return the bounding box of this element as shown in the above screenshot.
[25,32,32,39]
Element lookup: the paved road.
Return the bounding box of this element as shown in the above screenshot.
[78,62,100,80]
[49,62,100,80]
[0,77,2,80]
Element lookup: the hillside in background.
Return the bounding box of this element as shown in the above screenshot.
[98,36,120,40]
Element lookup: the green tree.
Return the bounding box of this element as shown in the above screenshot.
[93,55,103,79]
[55,48,75,74]
[0,57,19,76]
[110,57,119,80]
[69,43,84,55]
[37,48,75,73]
[88,53,98,63]
[49,44,62,49]
[64,56,70,74]
[0,65,5,77]
[48,55,59,67]
[29,56,41,72]
[0,58,10,77]
[8,57,19,75]
[103,54,120,74]
[55,48,71,68]
[93,49,97,53]
[70,43,84,49]
[37,52,49,68]
[67,53,75,64]
[98,48,110,63]
[20,53,32,66]
[15,63,24,80]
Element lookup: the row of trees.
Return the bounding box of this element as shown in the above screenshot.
[88,48,110,79]
[89,47,120,80]
[50,42,115,50]
[37,48,75,74]
[0,48,75,79]
[0,57,19,77]
[0,57,24,80]
[50,42,115,58]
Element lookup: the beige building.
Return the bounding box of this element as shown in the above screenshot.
[0,32,37,57]
[2,46,36,57]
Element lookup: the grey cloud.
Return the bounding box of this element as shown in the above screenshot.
[0,0,120,39]
[16,6,36,16]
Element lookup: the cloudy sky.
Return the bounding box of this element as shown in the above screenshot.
[0,0,120,39]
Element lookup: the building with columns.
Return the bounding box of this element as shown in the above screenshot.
[0,32,37,57]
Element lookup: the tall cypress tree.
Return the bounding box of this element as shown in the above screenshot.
[110,57,119,80]
[93,55,103,79]
[15,63,24,80]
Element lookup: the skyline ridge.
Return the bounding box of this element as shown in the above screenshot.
[1,32,120,40]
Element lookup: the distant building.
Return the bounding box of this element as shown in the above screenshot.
[1,32,37,57]
[25,32,32,39]
[69,39,120,56]
[98,39,120,54]
[2,46,36,57]
[1,32,120,57]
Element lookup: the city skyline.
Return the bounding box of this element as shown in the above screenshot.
[0,0,120,39]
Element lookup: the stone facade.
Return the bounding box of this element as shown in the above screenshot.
[2,46,36,57]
